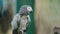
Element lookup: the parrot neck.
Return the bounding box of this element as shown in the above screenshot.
[20,14,28,17]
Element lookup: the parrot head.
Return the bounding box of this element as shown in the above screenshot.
[19,5,33,15]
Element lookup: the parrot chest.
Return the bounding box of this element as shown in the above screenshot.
[19,15,28,30]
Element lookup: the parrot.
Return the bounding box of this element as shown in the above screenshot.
[11,5,33,34]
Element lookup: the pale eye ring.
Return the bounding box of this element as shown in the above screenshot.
[27,7,32,12]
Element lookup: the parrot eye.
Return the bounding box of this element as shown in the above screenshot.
[27,7,32,12]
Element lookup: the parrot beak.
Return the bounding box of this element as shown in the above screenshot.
[30,10,33,14]
[30,8,33,13]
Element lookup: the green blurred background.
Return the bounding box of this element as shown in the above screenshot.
[17,0,35,34]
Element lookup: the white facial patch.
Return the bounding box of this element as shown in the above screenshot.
[27,6,32,12]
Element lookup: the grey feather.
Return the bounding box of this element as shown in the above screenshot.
[19,5,32,15]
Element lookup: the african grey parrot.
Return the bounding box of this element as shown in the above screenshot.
[11,5,33,34]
